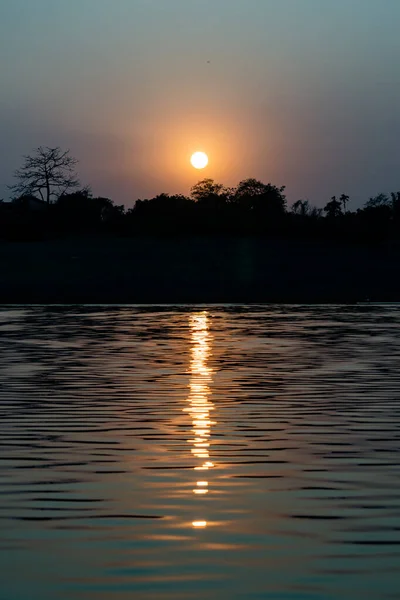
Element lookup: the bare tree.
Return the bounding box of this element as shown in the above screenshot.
[9,146,80,205]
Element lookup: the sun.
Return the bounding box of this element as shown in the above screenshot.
[191,152,208,169]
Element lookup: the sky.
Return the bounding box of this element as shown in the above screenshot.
[1,0,400,208]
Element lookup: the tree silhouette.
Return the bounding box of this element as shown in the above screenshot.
[340,194,350,213]
[6,160,400,245]
[135,193,193,217]
[9,146,80,205]
[190,178,229,203]
[324,196,342,218]
[391,192,400,211]
[233,178,286,216]
[390,192,400,227]
[292,199,310,216]
[365,193,391,209]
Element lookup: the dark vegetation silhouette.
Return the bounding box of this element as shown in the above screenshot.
[2,146,400,245]
[2,147,400,302]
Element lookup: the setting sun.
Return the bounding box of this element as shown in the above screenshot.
[191,152,208,170]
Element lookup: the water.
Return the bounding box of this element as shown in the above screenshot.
[1,305,400,600]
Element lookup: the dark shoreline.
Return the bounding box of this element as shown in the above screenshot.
[2,235,400,304]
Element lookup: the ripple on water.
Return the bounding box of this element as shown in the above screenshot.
[0,305,400,599]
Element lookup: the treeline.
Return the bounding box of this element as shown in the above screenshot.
[2,177,400,243]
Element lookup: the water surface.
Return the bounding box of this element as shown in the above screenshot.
[1,305,400,599]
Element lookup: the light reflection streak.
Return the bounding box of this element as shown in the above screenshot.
[192,521,207,528]
[184,312,215,529]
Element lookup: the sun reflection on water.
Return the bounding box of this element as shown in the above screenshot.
[184,312,215,529]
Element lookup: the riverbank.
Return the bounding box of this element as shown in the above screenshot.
[1,235,399,303]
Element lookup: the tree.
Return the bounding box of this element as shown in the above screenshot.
[53,190,126,232]
[365,193,391,209]
[324,196,343,218]
[391,192,400,226]
[233,178,286,215]
[292,199,311,216]
[190,178,229,203]
[340,194,350,213]
[391,192,400,212]
[9,146,80,205]
[134,193,193,217]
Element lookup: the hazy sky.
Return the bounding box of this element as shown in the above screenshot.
[1,0,400,208]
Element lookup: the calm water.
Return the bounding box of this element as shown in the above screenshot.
[1,305,400,600]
